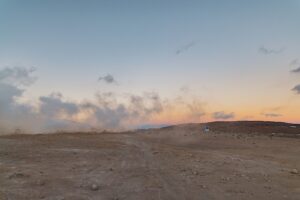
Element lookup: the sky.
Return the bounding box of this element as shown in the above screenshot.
[0,0,300,133]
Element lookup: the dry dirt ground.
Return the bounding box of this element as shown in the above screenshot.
[0,124,300,200]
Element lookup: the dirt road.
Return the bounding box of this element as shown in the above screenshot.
[0,126,299,200]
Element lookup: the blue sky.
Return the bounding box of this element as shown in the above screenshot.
[0,0,300,132]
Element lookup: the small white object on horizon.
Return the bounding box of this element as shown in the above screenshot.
[204,126,210,133]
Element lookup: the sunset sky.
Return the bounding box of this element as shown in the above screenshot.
[0,0,300,132]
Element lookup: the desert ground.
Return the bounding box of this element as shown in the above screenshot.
[0,121,299,200]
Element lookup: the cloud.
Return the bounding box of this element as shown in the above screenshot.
[0,67,89,133]
[38,91,166,131]
[0,67,39,133]
[39,92,79,118]
[0,66,37,86]
[186,100,206,119]
[129,92,163,118]
[288,59,300,93]
[95,92,117,107]
[291,67,300,73]
[289,59,300,73]
[0,67,167,133]
[292,84,300,94]
[0,66,210,134]
[81,92,164,129]
[262,113,282,117]
[179,85,190,93]
[258,46,284,55]
[212,111,235,120]
[176,41,196,55]
[98,74,116,84]
[290,59,298,66]
[80,101,130,129]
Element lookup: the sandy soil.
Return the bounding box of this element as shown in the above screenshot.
[0,124,300,200]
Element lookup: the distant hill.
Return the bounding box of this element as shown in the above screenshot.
[159,121,300,138]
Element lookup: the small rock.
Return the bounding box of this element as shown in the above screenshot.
[90,184,99,191]
[264,185,271,190]
[8,172,29,179]
[193,171,199,175]
[290,169,298,174]
[36,180,46,186]
[221,176,231,181]
[199,184,207,189]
